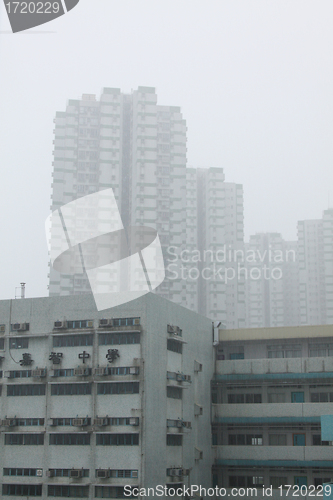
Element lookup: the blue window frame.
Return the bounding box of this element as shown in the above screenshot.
[291,392,304,403]
[3,484,42,496]
[293,434,306,446]
[53,334,93,347]
[51,383,91,396]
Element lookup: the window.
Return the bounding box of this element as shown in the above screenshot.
[228,393,261,404]
[167,435,182,446]
[7,384,45,396]
[0,338,4,350]
[5,434,44,445]
[9,338,29,349]
[95,486,137,498]
[270,477,288,489]
[6,369,32,378]
[4,468,42,476]
[97,382,139,395]
[314,478,332,487]
[311,392,333,402]
[228,434,262,445]
[51,383,91,396]
[48,469,89,477]
[16,418,44,426]
[293,434,306,446]
[167,339,182,353]
[96,434,139,445]
[51,368,75,377]
[99,332,140,345]
[268,344,301,358]
[48,485,89,497]
[268,393,286,403]
[294,477,307,487]
[309,343,333,357]
[291,392,304,403]
[3,484,42,496]
[49,434,90,445]
[229,476,264,488]
[229,346,244,360]
[312,434,329,446]
[53,334,93,347]
[269,434,287,446]
[167,386,183,399]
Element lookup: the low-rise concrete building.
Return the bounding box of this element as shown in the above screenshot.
[0,293,214,499]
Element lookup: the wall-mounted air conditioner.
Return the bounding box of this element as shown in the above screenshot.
[129,417,139,426]
[31,368,46,378]
[129,367,139,375]
[12,322,27,331]
[94,367,108,376]
[94,417,108,426]
[96,469,110,478]
[167,324,181,335]
[46,470,55,477]
[70,469,83,478]
[72,418,87,427]
[36,469,43,477]
[74,367,88,376]
[194,404,203,416]
[87,321,94,328]
[99,319,113,327]
[54,321,67,329]
[2,418,17,427]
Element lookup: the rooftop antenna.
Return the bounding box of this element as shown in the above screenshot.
[15,283,26,299]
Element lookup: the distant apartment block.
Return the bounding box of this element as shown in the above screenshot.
[244,233,298,328]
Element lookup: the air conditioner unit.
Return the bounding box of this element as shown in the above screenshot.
[48,418,56,426]
[2,418,17,427]
[70,469,83,478]
[169,468,182,477]
[4,371,13,378]
[129,417,139,426]
[13,322,27,331]
[194,361,203,372]
[94,367,108,376]
[134,318,140,325]
[46,470,55,477]
[132,470,138,478]
[31,368,46,378]
[183,375,191,382]
[94,417,108,426]
[0,325,5,332]
[195,448,203,460]
[99,319,113,327]
[129,367,139,375]
[72,418,87,426]
[54,321,67,329]
[97,469,110,478]
[183,421,192,429]
[87,321,94,328]
[36,469,43,477]
[194,404,203,416]
[74,367,87,376]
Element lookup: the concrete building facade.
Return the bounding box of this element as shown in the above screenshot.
[0,293,213,499]
[213,324,333,498]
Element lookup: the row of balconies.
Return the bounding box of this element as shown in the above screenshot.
[215,445,333,461]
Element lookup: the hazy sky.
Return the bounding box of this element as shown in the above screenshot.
[0,1,332,300]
